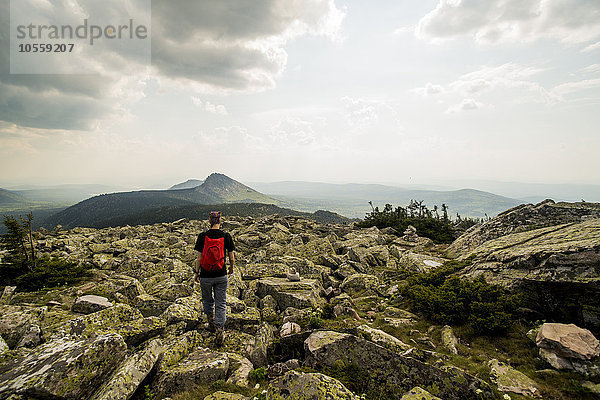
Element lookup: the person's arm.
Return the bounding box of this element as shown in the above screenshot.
[194,252,201,282]
[227,251,234,275]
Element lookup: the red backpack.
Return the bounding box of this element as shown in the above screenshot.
[200,236,225,271]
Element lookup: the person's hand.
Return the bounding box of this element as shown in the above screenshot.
[228,265,234,275]
[194,273,201,283]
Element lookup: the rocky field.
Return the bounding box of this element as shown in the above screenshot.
[0,200,599,400]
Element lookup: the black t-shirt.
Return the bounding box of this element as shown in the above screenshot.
[194,229,235,278]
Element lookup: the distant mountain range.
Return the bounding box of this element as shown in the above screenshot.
[249,181,523,218]
[5,173,581,231]
[41,173,283,228]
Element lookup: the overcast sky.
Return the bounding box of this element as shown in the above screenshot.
[1,0,599,189]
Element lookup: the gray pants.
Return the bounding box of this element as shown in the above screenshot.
[199,275,228,327]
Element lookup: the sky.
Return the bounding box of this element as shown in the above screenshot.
[1,0,599,189]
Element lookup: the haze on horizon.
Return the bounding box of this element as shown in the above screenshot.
[1,0,599,189]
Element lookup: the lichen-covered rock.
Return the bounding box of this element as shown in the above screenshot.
[226,352,253,387]
[488,359,539,397]
[267,370,359,400]
[304,331,493,400]
[449,200,600,257]
[69,304,165,346]
[536,323,600,360]
[157,331,203,372]
[0,287,16,305]
[91,338,163,400]
[203,391,248,400]
[397,252,446,273]
[249,322,275,368]
[0,337,8,356]
[16,324,42,349]
[0,306,46,349]
[154,348,229,397]
[72,295,113,314]
[280,321,301,337]
[0,333,127,399]
[340,274,380,297]
[241,263,288,280]
[441,325,458,355]
[227,307,261,331]
[357,324,411,354]
[400,387,441,400]
[227,296,247,313]
[256,277,324,310]
[457,218,600,331]
[133,294,171,317]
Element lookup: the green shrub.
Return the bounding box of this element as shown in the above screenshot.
[248,367,267,382]
[403,261,519,335]
[14,256,90,292]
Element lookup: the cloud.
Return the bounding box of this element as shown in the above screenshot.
[268,116,317,146]
[449,63,545,95]
[0,0,345,130]
[150,0,345,92]
[416,0,600,45]
[445,98,485,114]
[412,83,445,97]
[582,41,600,53]
[190,97,228,115]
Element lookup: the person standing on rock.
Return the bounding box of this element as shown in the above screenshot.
[194,211,235,346]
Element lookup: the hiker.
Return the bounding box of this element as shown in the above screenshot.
[194,211,235,345]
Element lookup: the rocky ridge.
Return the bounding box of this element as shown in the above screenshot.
[0,209,599,399]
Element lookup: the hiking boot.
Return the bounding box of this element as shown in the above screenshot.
[206,313,215,332]
[215,327,224,346]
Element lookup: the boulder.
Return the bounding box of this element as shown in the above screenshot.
[72,295,113,314]
[536,323,600,360]
[16,324,42,349]
[133,294,171,317]
[340,274,381,297]
[267,370,359,400]
[69,304,165,346]
[0,333,127,399]
[249,322,275,368]
[0,287,16,305]
[457,218,600,332]
[0,306,46,349]
[448,200,600,257]
[227,307,261,331]
[280,321,302,337]
[226,352,253,387]
[488,359,540,397]
[157,331,204,372]
[400,387,441,400]
[0,337,8,356]
[154,348,229,397]
[203,392,247,400]
[441,325,458,355]
[357,325,411,354]
[256,277,324,310]
[241,263,288,280]
[91,338,163,400]
[304,331,493,400]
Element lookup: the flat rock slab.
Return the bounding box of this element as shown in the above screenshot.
[400,387,441,400]
[256,277,324,310]
[154,348,229,397]
[91,338,163,400]
[536,323,600,360]
[489,359,539,397]
[304,330,494,400]
[0,333,127,399]
[267,370,359,400]
[204,390,248,400]
[72,295,113,314]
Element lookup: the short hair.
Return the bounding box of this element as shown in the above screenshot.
[209,211,221,226]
